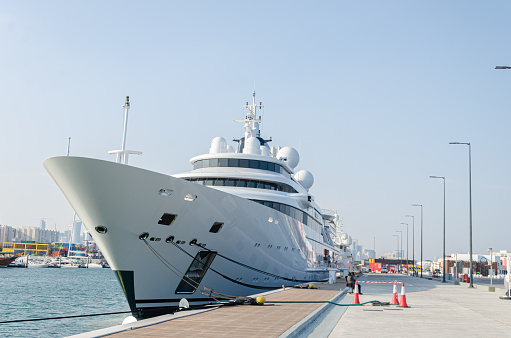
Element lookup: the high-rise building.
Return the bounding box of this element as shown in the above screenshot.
[39,219,46,231]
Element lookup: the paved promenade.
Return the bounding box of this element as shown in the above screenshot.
[329,274,511,337]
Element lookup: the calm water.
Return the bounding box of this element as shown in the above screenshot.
[0,268,130,338]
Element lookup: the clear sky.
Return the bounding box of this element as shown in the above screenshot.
[1,1,510,261]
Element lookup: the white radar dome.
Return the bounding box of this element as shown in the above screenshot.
[260,145,270,156]
[294,170,314,191]
[209,137,227,154]
[340,233,352,246]
[277,147,300,169]
[244,137,261,155]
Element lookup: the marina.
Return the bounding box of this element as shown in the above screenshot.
[2,2,511,337]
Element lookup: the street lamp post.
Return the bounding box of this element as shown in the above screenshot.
[392,235,399,271]
[373,237,376,258]
[412,204,423,278]
[405,215,415,276]
[430,175,447,283]
[400,223,409,274]
[450,142,473,288]
[488,247,493,286]
[396,230,403,273]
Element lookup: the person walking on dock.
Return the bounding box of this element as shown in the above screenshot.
[347,272,362,294]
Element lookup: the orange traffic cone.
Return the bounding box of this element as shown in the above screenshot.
[391,280,399,305]
[399,282,409,307]
[351,281,360,304]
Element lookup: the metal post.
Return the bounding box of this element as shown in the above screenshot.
[406,224,409,274]
[396,231,402,273]
[406,215,415,276]
[413,204,423,278]
[468,143,473,287]
[455,253,458,282]
[489,248,493,286]
[392,235,399,270]
[430,176,446,283]
[450,142,473,287]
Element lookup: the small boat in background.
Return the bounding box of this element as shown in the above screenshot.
[0,253,22,267]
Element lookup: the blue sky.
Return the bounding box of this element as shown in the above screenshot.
[1,1,510,260]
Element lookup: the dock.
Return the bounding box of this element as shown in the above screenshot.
[71,274,511,337]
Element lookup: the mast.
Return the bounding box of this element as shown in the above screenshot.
[120,96,130,164]
[108,96,142,164]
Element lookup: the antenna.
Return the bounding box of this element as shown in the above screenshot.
[66,137,71,156]
[108,96,142,164]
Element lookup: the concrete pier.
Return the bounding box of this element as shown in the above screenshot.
[70,274,511,337]
[330,274,511,337]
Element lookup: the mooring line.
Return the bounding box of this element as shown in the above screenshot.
[0,311,133,324]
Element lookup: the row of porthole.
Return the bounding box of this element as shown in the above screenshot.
[235,277,280,283]
[253,243,299,252]
[139,233,206,247]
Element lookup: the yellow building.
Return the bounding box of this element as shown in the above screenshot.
[0,242,53,255]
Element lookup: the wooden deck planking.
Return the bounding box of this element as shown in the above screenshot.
[109,281,346,337]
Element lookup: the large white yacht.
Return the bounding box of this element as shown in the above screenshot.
[44,92,353,318]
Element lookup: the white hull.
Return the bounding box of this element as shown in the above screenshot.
[44,156,330,317]
[27,263,49,268]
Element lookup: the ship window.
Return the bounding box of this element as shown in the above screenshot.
[228,158,239,167]
[205,179,214,186]
[95,226,107,234]
[158,213,177,225]
[209,158,218,167]
[259,161,268,170]
[249,160,259,169]
[237,180,247,187]
[267,163,275,172]
[209,222,224,233]
[218,158,228,167]
[302,213,308,225]
[202,159,210,168]
[213,178,224,186]
[195,160,202,169]
[239,159,249,168]
[224,179,236,187]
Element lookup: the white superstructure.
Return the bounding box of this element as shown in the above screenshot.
[44,92,352,318]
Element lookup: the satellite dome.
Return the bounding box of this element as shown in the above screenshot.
[244,136,261,155]
[209,137,227,154]
[277,147,299,169]
[294,170,314,191]
[340,233,352,246]
[260,145,270,156]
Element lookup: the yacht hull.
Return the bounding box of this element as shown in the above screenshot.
[44,156,327,317]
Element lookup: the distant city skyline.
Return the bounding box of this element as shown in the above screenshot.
[1,1,510,260]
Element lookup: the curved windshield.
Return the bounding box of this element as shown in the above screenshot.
[193,158,292,177]
[184,177,298,193]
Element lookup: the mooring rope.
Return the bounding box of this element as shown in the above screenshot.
[0,311,133,324]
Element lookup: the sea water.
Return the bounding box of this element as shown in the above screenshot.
[0,268,130,338]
